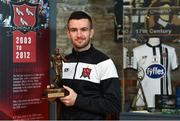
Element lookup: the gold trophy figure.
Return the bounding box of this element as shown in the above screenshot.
[47,48,67,101]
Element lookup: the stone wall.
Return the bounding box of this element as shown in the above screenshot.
[55,0,123,76]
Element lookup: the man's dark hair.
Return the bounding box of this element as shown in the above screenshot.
[68,11,93,29]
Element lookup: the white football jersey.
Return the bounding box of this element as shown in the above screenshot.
[132,43,179,108]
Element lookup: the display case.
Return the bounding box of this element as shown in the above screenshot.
[122,1,180,118]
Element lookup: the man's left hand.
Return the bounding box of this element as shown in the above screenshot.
[59,85,77,106]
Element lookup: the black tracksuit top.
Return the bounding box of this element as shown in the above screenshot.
[60,45,121,120]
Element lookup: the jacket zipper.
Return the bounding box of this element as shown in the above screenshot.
[73,52,79,79]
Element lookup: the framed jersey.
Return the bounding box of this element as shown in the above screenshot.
[122,2,180,113]
[132,43,178,108]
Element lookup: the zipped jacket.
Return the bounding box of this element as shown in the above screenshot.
[60,45,121,120]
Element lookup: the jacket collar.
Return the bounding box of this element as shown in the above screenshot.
[72,44,94,56]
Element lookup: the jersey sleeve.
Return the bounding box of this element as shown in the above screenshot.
[132,48,138,70]
[171,48,179,70]
[123,47,128,69]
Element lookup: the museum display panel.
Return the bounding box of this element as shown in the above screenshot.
[0,0,50,119]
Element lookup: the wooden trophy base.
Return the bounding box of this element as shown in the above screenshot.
[131,106,148,111]
[46,88,65,101]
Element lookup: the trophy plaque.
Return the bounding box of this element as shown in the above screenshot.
[155,95,176,110]
[46,88,65,101]
[46,48,67,101]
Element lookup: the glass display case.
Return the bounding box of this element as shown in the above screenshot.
[122,1,180,118]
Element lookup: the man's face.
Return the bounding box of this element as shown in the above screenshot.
[67,19,94,51]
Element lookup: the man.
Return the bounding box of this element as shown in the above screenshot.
[146,2,180,42]
[58,11,121,120]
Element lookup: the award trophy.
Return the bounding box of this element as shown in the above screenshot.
[131,67,148,111]
[46,48,67,101]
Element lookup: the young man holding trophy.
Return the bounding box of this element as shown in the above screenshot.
[47,11,121,120]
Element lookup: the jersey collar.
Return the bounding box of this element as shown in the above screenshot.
[146,42,161,48]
